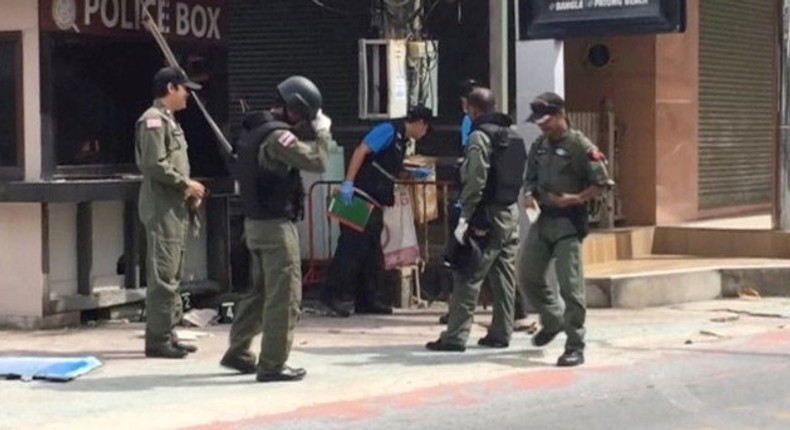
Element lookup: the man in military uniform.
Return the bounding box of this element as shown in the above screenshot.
[319,105,433,317]
[439,82,531,330]
[136,67,206,359]
[522,92,613,367]
[220,76,331,382]
[426,88,527,352]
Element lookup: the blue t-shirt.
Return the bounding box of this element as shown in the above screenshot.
[363,123,396,154]
[460,114,472,147]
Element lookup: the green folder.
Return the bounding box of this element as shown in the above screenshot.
[327,195,374,232]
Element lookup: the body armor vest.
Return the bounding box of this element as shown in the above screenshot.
[236,116,305,221]
[356,121,407,206]
[476,120,527,206]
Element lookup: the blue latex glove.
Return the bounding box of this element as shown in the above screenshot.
[410,167,432,180]
[340,180,354,205]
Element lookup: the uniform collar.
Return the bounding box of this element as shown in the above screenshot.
[153,99,174,118]
[547,129,570,144]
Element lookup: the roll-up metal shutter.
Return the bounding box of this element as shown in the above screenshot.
[698,0,777,209]
[227,0,369,136]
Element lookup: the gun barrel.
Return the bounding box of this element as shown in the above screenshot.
[141,8,235,161]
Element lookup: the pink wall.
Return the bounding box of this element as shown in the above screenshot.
[655,0,700,225]
[565,34,659,225]
[564,0,701,226]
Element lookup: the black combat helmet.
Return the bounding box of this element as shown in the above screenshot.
[276,76,322,120]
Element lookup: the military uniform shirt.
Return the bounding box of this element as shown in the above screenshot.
[259,128,330,174]
[524,129,612,206]
[135,100,191,225]
[458,128,493,220]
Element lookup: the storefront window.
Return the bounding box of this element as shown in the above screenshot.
[46,34,228,177]
[0,32,22,175]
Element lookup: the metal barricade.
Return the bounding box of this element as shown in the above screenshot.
[302,179,453,291]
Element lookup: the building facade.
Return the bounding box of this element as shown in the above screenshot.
[0,0,493,327]
[559,0,778,225]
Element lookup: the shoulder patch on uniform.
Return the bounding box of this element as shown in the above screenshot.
[146,117,163,129]
[277,131,297,148]
[588,146,605,162]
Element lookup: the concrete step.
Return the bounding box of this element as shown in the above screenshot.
[586,264,790,309]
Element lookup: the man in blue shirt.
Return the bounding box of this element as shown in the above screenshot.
[321,105,433,316]
[459,79,480,150]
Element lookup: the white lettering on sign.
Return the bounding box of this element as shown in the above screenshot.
[157,0,169,33]
[176,2,189,36]
[548,0,650,11]
[79,0,222,40]
[593,0,622,7]
[206,7,220,39]
[552,1,584,11]
[85,0,100,25]
[101,0,119,28]
[120,0,134,29]
[192,6,207,38]
[137,0,156,30]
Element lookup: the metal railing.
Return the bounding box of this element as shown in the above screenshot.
[302,179,453,289]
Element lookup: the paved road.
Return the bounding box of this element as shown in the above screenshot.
[231,330,790,430]
[1,299,789,430]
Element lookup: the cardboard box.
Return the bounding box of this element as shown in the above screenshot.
[404,156,439,224]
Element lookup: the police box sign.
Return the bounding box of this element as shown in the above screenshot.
[518,0,685,40]
[40,0,225,44]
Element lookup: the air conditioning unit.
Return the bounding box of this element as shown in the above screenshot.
[359,39,408,120]
[359,38,439,120]
[406,40,439,117]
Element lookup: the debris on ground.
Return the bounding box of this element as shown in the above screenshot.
[134,330,211,340]
[710,315,740,323]
[514,320,539,334]
[738,287,761,299]
[699,330,727,338]
[182,308,219,328]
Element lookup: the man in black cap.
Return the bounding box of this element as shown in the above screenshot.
[320,105,433,317]
[136,66,206,359]
[522,92,613,367]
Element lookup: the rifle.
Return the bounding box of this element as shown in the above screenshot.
[140,7,236,163]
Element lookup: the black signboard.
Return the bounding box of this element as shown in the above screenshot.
[518,0,686,40]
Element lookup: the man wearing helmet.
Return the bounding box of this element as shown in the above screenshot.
[220,76,332,382]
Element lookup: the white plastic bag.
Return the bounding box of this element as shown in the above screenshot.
[381,185,420,270]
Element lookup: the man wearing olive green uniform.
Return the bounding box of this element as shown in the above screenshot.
[136,67,206,359]
[523,92,613,367]
[426,88,527,352]
[220,76,330,382]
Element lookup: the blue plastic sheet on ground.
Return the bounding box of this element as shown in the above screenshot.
[0,356,102,382]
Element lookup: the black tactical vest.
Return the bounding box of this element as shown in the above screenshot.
[235,116,305,221]
[356,121,407,206]
[476,118,527,206]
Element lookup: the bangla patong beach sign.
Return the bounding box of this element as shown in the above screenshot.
[519,0,686,40]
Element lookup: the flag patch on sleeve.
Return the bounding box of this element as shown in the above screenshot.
[146,118,163,129]
[588,147,604,162]
[278,131,297,148]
